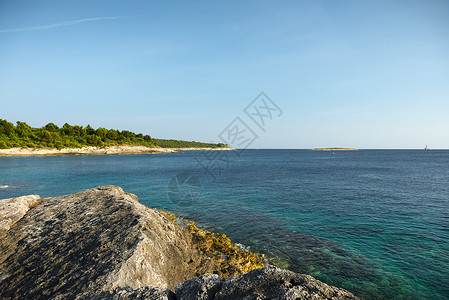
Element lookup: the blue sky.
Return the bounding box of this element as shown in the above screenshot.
[1,0,448,148]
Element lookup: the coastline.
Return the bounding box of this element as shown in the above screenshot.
[0,145,234,156]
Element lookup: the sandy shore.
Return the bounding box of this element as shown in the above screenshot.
[0,145,234,156]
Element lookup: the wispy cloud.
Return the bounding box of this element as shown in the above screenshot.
[0,16,127,33]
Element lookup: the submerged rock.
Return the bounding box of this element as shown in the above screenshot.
[0,186,360,299]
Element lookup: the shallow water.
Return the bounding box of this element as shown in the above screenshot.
[1,150,448,299]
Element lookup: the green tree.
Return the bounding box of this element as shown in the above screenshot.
[120,130,132,138]
[84,125,96,136]
[86,135,102,146]
[95,127,108,140]
[40,130,53,145]
[0,119,15,137]
[62,123,74,136]
[107,130,118,140]
[44,123,59,132]
[16,121,33,138]
[73,125,84,137]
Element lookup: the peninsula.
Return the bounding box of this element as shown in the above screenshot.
[0,119,232,156]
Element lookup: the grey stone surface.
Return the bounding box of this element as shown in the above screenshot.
[0,194,41,237]
[0,186,219,299]
[84,286,175,300]
[214,266,360,300]
[175,273,223,300]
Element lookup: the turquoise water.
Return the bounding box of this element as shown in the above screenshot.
[0,150,448,299]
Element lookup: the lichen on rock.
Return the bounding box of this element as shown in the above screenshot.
[184,220,265,276]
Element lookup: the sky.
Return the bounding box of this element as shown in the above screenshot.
[0,0,448,149]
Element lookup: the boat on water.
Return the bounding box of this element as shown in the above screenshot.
[424,145,430,150]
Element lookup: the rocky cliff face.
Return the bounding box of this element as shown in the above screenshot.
[0,186,359,299]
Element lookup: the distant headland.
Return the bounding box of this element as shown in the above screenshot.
[312,147,359,151]
[0,119,232,156]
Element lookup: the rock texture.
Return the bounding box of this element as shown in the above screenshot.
[89,267,360,299]
[214,266,359,300]
[0,186,360,299]
[0,194,41,238]
[86,286,175,300]
[175,273,223,300]
[0,186,227,299]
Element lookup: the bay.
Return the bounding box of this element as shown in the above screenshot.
[1,149,448,299]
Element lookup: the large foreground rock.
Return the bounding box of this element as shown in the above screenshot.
[0,186,360,299]
[0,186,223,299]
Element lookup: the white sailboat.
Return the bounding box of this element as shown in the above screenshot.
[424,145,430,150]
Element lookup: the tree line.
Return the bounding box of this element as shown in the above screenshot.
[153,138,226,148]
[0,119,226,149]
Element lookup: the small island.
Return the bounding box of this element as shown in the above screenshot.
[313,147,359,151]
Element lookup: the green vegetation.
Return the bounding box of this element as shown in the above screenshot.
[153,138,227,149]
[0,119,227,149]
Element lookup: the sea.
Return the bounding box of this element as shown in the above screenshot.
[0,149,448,299]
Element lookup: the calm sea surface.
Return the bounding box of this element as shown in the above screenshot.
[1,149,448,299]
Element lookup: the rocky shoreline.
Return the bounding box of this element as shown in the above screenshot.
[0,146,234,156]
[0,186,359,299]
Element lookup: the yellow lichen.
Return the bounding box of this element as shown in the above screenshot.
[159,210,179,222]
[183,215,265,275]
[158,209,265,278]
